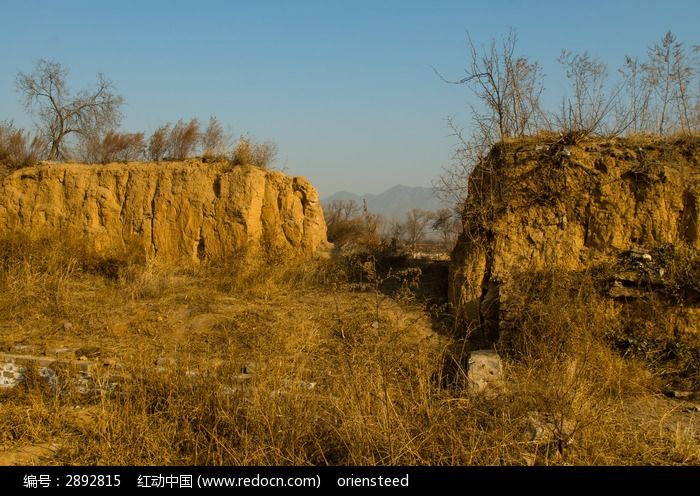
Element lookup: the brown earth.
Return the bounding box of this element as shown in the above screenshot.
[450,134,700,347]
[0,160,329,262]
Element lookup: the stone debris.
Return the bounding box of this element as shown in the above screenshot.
[46,347,76,357]
[628,247,653,262]
[0,352,120,395]
[298,380,317,390]
[466,350,504,395]
[12,344,39,354]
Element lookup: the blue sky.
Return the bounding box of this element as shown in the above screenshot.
[1,0,699,196]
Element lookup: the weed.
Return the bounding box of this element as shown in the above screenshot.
[0,234,697,465]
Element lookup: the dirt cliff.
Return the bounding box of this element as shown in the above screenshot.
[450,134,700,345]
[0,160,329,261]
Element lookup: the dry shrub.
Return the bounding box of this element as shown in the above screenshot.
[0,231,148,322]
[168,119,200,160]
[48,286,488,465]
[1,233,697,466]
[148,124,170,161]
[207,249,339,297]
[493,269,689,463]
[500,269,653,394]
[83,131,145,163]
[0,391,65,447]
[612,296,700,390]
[231,136,277,168]
[661,244,700,302]
[0,121,47,170]
[326,216,367,247]
[201,116,228,161]
[323,200,403,265]
[145,119,201,161]
[0,231,145,280]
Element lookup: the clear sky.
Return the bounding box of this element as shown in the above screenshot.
[1,0,698,196]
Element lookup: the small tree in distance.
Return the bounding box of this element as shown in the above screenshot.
[403,209,431,252]
[430,208,460,252]
[16,59,123,160]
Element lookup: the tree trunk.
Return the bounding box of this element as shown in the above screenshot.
[48,140,60,160]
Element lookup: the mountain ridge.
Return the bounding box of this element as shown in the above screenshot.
[322,185,444,220]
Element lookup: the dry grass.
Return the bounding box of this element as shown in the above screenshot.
[0,235,698,466]
[0,122,46,174]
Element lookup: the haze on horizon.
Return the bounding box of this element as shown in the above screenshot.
[1,0,698,197]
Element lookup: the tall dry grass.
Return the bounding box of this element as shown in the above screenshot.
[0,234,697,465]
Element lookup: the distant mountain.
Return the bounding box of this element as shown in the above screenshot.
[323,185,445,220]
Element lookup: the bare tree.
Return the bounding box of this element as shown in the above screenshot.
[360,200,382,247]
[323,199,363,247]
[322,199,383,249]
[433,115,493,210]
[383,219,406,249]
[324,199,359,226]
[250,140,278,169]
[16,60,123,160]
[619,56,653,134]
[403,209,431,251]
[647,32,676,134]
[642,31,697,134]
[557,50,623,137]
[437,29,547,143]
[430,208,460,252]
[435,31,700,223]
[202,116,228,160]
[694,44,700,130]
[617,32,700,135]
[435,29,546,210]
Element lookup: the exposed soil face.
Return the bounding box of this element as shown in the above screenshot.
[0,160,329,262]
[450,135,700,343]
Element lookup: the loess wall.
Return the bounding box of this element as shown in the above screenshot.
[0,160,329,262]
[449,135,700,344]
